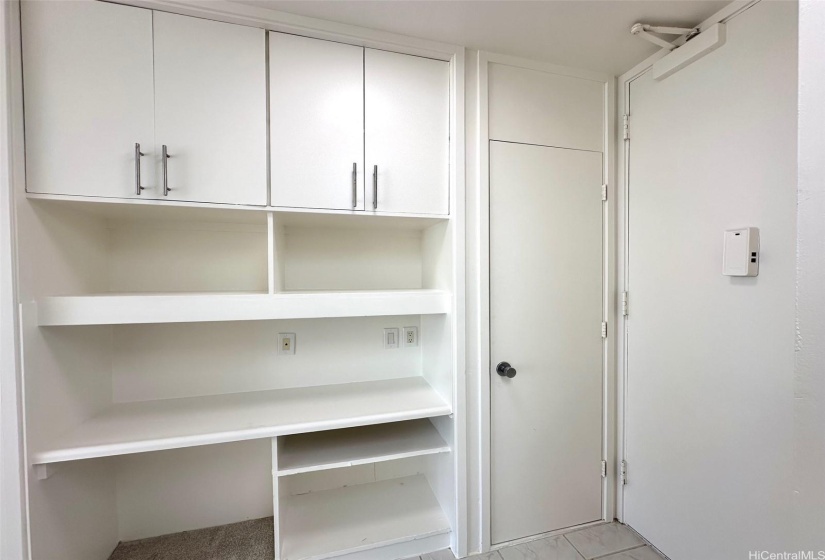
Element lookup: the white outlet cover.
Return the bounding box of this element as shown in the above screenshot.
[278,333,296,355]
[403,326,418,347]
[384,328,399,349]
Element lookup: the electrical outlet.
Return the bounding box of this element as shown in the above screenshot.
[403,326,418,347]
[383,328,399,349]
[278,333,296,355]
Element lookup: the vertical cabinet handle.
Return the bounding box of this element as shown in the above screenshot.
[134,143,145,195]
[162,145,171,197]
[372,165,378,210]
[352,162,357,209]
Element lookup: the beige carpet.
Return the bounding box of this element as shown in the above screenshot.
[108,517,274,560]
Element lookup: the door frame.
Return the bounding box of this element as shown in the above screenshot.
[474,50,616,551]
[615,0,762,524]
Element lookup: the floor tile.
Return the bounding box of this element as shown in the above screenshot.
[598,546,665,560]
[422,550,458,560]
[564,523,645,559]
[470,551,504,560]
[498,535,584,560]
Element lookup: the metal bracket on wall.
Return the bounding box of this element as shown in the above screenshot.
[621,460,628,485]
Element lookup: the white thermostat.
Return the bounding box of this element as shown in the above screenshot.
[723,227,759,277]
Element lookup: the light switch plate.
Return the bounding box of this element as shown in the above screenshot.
[384,328,399,349]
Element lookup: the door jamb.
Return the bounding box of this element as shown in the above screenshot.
[475,50,615,551]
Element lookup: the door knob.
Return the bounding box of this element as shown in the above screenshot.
[496,361,517,378]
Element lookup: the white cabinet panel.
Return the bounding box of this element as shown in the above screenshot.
[365,50,449,216]
[270,33,364,210]
[153,12,266,206]
[22,1,155,199]
[489,63,604,152]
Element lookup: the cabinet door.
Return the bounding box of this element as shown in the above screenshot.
[153,12,266,206]
[269,33,364,210]
[365,50,449,215]
[22,1,155,198]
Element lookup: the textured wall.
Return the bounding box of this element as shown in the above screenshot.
[794,0,825,550]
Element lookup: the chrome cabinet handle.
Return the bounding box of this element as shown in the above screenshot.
[372,165,378,210]
[352,162,357,208]
[162,145,171,197]
[134,143,145,195]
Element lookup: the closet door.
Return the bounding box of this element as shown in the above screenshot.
[490,141,603,543]
[270,33,364,210]
[365,50,449,215]
[153,12,267,206]
[22,1,155,199]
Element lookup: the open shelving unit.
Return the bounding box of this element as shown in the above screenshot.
[21,190,461,560]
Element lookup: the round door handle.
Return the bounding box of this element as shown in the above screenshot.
[496,361,517,378]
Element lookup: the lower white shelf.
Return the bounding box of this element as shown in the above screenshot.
[31,377,451,465]
[277,419,450,476]
[281,475,450,560]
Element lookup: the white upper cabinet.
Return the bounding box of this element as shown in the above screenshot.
[153,13,267,206]
[365,50,449,216]
[270,33,364,211]
[22,1,155,199]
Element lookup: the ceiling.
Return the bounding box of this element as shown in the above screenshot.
[233,0,730,76]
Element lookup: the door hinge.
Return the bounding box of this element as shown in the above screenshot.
[621,291,629,317]
[601,460,607,478]
[601,321,608,338]
[623,114,630,141]
[621,460,628,485]
[601,184,608,201]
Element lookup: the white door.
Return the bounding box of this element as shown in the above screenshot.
[365,49,449,215]
[490,141,603,544]
[21,1,155,199]
[623,3,797,558]
[153,12,267,206]
[270,33,364,210]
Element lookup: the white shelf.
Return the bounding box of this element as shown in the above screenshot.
[277,419,450,476]
[281,475,450,560]
[27,193,449,228]
[31,377,451,465]
[36,290,451,326]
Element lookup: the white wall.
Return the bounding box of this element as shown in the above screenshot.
[0,2,26,558]
[794,0,825,550]
[621,2,797,558]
